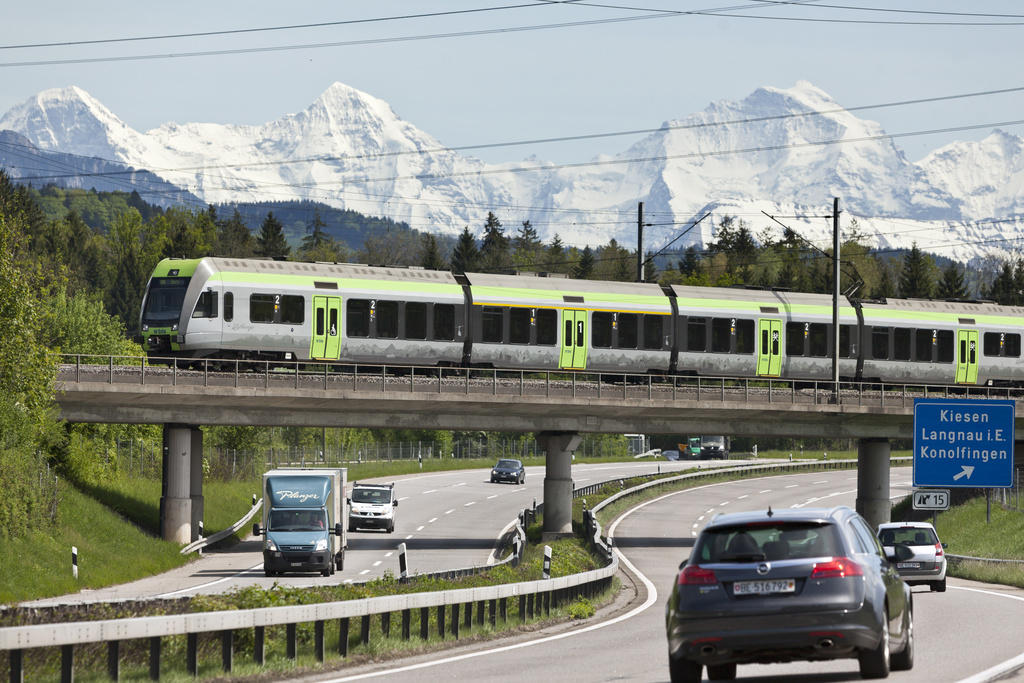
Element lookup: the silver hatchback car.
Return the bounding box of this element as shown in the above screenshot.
[877,522,947,592]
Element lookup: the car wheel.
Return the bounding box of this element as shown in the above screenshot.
[264,568,274,577]
[387,522,395,534]
[891,606,914,671]
[348,524,356,533]
[336,552,344,572]
[668,656,701,683]
[519,474,525,485]
[707,662,737,680]
[932,578,946,592]
[321,568,331,577]
[858,611,891,679]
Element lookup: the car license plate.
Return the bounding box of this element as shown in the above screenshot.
[898,562,921,569]
[733,579,795,595]
[290,562,302,567]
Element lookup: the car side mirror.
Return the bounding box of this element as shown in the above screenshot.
[393,499,398,507]
[678,559,688,570]
[942,542,948,549]
[252,523,261,537]
[334,523,343,536]
[346,497,351,505]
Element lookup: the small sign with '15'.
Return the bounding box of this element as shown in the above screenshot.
[912,489,950,511]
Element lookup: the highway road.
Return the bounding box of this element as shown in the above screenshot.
[23,458,730,607]
[300,467,1024,683]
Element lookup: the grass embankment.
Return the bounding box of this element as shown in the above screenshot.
[892,494,1024,589]
[2,519,612,681]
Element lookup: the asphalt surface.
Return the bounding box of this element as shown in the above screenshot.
[298,468,1024,683]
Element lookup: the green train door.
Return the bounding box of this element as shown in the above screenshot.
[559,309,588,369]
[310,296,342,360]
[955,329,979,384]
[757,319,783,377]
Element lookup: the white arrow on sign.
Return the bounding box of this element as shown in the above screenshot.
[952,465,975,481]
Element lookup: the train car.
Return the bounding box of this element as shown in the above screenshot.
[462,272,672,373]
[139,257,466,365]
[139,256,1024,387]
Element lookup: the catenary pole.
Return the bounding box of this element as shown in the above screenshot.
[637,201,644,283]
[832,197,841,390]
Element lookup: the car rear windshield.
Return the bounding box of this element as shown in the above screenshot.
[878,526,938,546]
[496,460,520,468]
[694,522,842,562]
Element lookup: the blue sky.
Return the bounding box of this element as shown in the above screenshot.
[2,1,1024,165]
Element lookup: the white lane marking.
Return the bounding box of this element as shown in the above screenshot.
[453,483,466,488]
[954,587,1024,683]
[464,501,476,507]
[422,490,437,495]
[156,564,264,598]
[445,509,455,515]
[738,494,749,499]
[697,515,705,521]
[759,489,772,494]
[405,534,414,540]
[720,501,730,506]
[359,570,369,575]
[416,526,425,532]
[785,484,799,488]
[813,480,829,484]
[321,474,664,683]
[487,495,499,499]
[384,552,393,558]
[792,489,856,509]
[428,518,438,524]
[705,508,715,514]
[373,561,382,567]
[398,497,410,502]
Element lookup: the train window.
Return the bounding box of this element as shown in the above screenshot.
[250,294,276,323]
[376,301,399,338]
[786,322,804,356]
[592,312,613,348]
[280,295,304,325]
[839,324,855,357]
[893,327,911,361]
[872,327,890,360]
[984,332,1001,356]
[510,308,531,344]
[315,307,325,336]
[687,318,707,352]
[406,302,427,340]
[433,304,455,341]
[735,319,754,354]
[347,299,370,337]
[192,290,218,319]
[482,307,504,343]
[643,315,663,350]
[536,309,557,345]
[914,329,933,362]
[619,313,638,349]
[808,323,828,357]
[711,318,731,353]
[1007,333,1022,357]
[224,292,233,322]
[329,308,338,336]
[936,330,954,362]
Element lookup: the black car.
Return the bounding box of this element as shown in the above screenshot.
[490,459,525,484]
[666,506,914,682]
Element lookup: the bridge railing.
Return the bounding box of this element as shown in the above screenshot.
[55,354,1024,408]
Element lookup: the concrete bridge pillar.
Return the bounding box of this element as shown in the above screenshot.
[160,424,194,544]
[856,437,891,530]
[190,427,204,541]
[538,431,581,540]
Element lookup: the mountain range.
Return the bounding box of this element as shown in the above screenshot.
[2,81,1023,264]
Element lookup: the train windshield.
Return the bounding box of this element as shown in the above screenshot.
[142,277,190,324]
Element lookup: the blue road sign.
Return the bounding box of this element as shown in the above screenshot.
[914,398,1015,488]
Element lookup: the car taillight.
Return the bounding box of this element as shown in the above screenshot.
[811,557,863,579]
[935,543,944,557]
[678,565,718,585]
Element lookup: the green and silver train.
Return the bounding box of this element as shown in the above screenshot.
[139,256,1024,385]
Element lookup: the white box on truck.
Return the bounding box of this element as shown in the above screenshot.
[252,468,347,577]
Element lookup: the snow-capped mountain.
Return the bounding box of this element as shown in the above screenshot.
[2,81,1022,263]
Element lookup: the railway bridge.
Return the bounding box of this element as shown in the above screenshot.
[55,355,1024,543]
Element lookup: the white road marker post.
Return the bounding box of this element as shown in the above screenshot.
[543,545,552,579]
[72,546,78,579]
[398,542,408,582]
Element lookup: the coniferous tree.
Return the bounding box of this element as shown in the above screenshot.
[480,212,511,273]
[451,227,480,273]
[512,220,543,270]
[106,209,148,329]
[678,246,700,277]
[217,209,254,257]
[420,233,446,270]
[300,209,329,254]
[255,211,290,258]
[573,245,595,279]
[873,263,896,299]
[643,251,658,282]
[898,244,935,299]
[936,262,968,300]
[986,261,1018,305]
[546,234,566,273]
